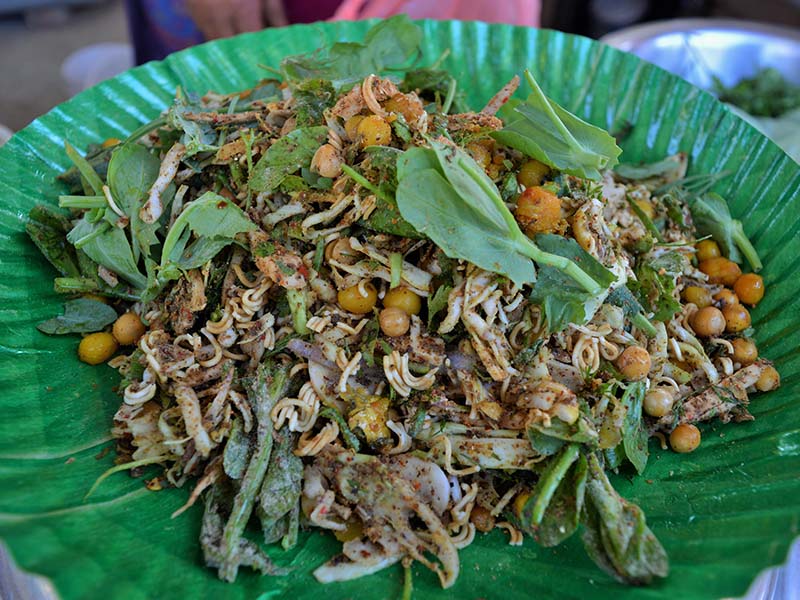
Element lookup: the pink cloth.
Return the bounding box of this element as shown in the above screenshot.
[332,0,540,27]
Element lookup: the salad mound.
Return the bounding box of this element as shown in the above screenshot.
[28,16,780,591]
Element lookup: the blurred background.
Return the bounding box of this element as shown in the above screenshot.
[0,0,798,148]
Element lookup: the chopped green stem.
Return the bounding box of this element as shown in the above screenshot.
[123,116,167,144]
[65,142,105,195]
[390,252,403,289]
[72,222,111,249]
[53,277,137,300]
[313,237,325,272]
[319,406,360,451]
[401,561,414,600]
[733,223,763,271]
[59,195,106,209]
[442,77,457,114]
[631,312,657,338]
[286,288,309,335]
[531,444,580,525]
[341,164,392,203]
[85,455,168,499]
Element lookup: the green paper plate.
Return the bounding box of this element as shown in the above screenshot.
[1,19,799,600]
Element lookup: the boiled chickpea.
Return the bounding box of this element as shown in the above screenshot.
[466,142,492,168]
[690,306,726,337]
[78,332,118,365]
[733,273,765,306]
[383,286,422,315]
[344,114,365,141]
[699,257,741,287]
[756,365,780,392]
[731,338,758,365]
[515,186,562,236]
[383,93,422,123]
[722,303,751,333]
[356,115,392,148]
[670,423,701,453]
[682,286,712,308]
[469,505,496,533]
[310,143,342,178]
[517,159,550,188]
[325,237,358,265]
[713,288,739,308]
[695,239,721,262]
[338,282,378,314]
[616,346,651,381]
[644,388,674,418]
[112,312,146,345]
[379,307,410,337]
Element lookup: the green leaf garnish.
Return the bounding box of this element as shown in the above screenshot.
[492,70,622,180]
[37,298,118,335]
[689,192,762,271]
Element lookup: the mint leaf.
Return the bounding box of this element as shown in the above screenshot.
[37,298,118,335]
[249,126,328,192]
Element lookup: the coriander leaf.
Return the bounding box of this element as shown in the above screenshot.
[689,192,762,271]
[37,298,118,335]
[620,381,648,474]
[427,284,452,329]
[492,70,621,180]
[629,251,687,322]
[396,143,604,292]
[279,15,422,88]
[249,126,328,192]
[581,454,669,585]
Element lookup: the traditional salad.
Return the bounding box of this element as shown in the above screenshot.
[28,16,781,591]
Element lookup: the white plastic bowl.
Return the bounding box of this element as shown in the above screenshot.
[60,42,134,97]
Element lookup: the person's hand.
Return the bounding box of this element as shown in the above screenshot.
[185,0,265,40]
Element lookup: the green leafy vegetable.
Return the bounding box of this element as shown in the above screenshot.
[519,445,588,547]
[427,284,452,329]
[492,70,622,180]
[279,15,422,88]
[620,382,648,474]
[26,205,81,278]
[527,234,616,333]
[396,139,605,292]
[167,92,219,157]
[215,361,291,582]
[614,153,687,190]
[629,251,687,322]
[581,454,669,585]
[527,414,598,456]
[689,193,762,271]
[293,79,336,126]
[319,406,361,451]
[64,142,105,195]
[258,428,303,544]
[223,418,252,480]
[36,298,118,335]
[249,126,328,193]
[606,285,657,338]
[714,68,800,118]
